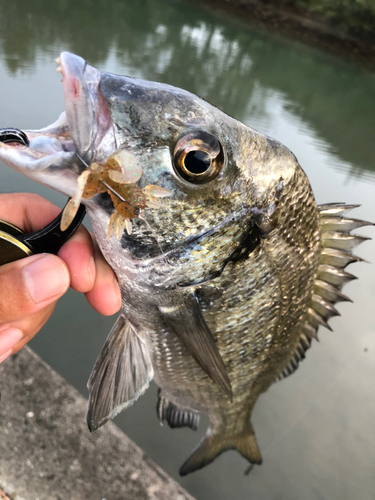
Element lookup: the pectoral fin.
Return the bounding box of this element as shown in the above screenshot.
[159,293,232,399]
[87,314,154,432]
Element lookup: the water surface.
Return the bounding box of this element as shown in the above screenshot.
[0,1,374,499]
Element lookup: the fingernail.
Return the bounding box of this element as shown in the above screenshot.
[0,327,23,357]
[88,256,95,289]
[23,254,70,304]
[112,277,122,310]
[0,349,12,363]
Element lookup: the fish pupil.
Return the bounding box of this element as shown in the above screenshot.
[184,150,211,174]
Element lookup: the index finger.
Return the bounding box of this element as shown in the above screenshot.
[0,192,121,314]
[0,192,95,292]
[0,193,61,232]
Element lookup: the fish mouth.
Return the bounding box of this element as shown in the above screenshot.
[57,52,113,164]
[0,51,114,198]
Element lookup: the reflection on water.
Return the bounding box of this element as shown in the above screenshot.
[1,0,375,179]
[0,1,374,499]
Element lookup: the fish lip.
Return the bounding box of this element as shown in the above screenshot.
[58,51,114,164]
[0,52,114,195]
[1,50,113,156]
[58,51,94,162]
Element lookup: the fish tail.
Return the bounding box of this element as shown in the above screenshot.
[179,422,262,476]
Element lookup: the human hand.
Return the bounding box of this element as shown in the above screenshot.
[0,193,121,363]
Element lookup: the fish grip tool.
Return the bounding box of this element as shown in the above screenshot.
[0,202,86,266]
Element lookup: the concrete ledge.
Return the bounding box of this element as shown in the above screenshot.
[0,347,194,500]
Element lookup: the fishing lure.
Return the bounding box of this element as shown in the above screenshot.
[61,150,171,239]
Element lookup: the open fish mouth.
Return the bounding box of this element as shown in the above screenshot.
[0,52,172,238]
[0,52,114,198]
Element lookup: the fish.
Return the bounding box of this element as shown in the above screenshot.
[0,51,371,476]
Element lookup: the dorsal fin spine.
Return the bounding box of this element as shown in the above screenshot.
[321,232,370,251]
[311,295,340,319]
[306,308,333,331]
[318,203,360,216]
[314,279,352,303]
[302,322,319,340]
[317,264,357,288]
[320,248,364,267]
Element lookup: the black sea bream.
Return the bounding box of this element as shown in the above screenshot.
[0,52,370,475]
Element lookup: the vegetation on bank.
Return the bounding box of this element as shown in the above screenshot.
[270,0,375,41]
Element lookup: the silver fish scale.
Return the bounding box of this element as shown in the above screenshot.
[143,167,320,437]
[139,192,247,245]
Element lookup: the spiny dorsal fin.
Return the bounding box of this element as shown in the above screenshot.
[157,389,200,431]
[277,203,372,381]
[159,293,233,399]
[87,315,154,432]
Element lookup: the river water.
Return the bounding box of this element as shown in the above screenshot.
[0,1,374,499]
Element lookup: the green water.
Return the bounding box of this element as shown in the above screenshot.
[0,1,374,499]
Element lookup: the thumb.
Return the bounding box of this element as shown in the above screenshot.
[0,253,70,324]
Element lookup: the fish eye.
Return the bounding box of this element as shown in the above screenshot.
[173,131,224,184]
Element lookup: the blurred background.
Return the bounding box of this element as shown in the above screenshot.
[0,0,374,499]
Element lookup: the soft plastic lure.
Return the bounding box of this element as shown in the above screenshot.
[61,150,171,239]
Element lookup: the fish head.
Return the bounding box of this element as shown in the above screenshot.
[98,67,298,228]
[0,52,300,271]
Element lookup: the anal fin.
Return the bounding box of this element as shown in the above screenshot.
[87,315,154,432]
[179,422,262,476]
[157,389,200,431]
[159,293,232,399]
